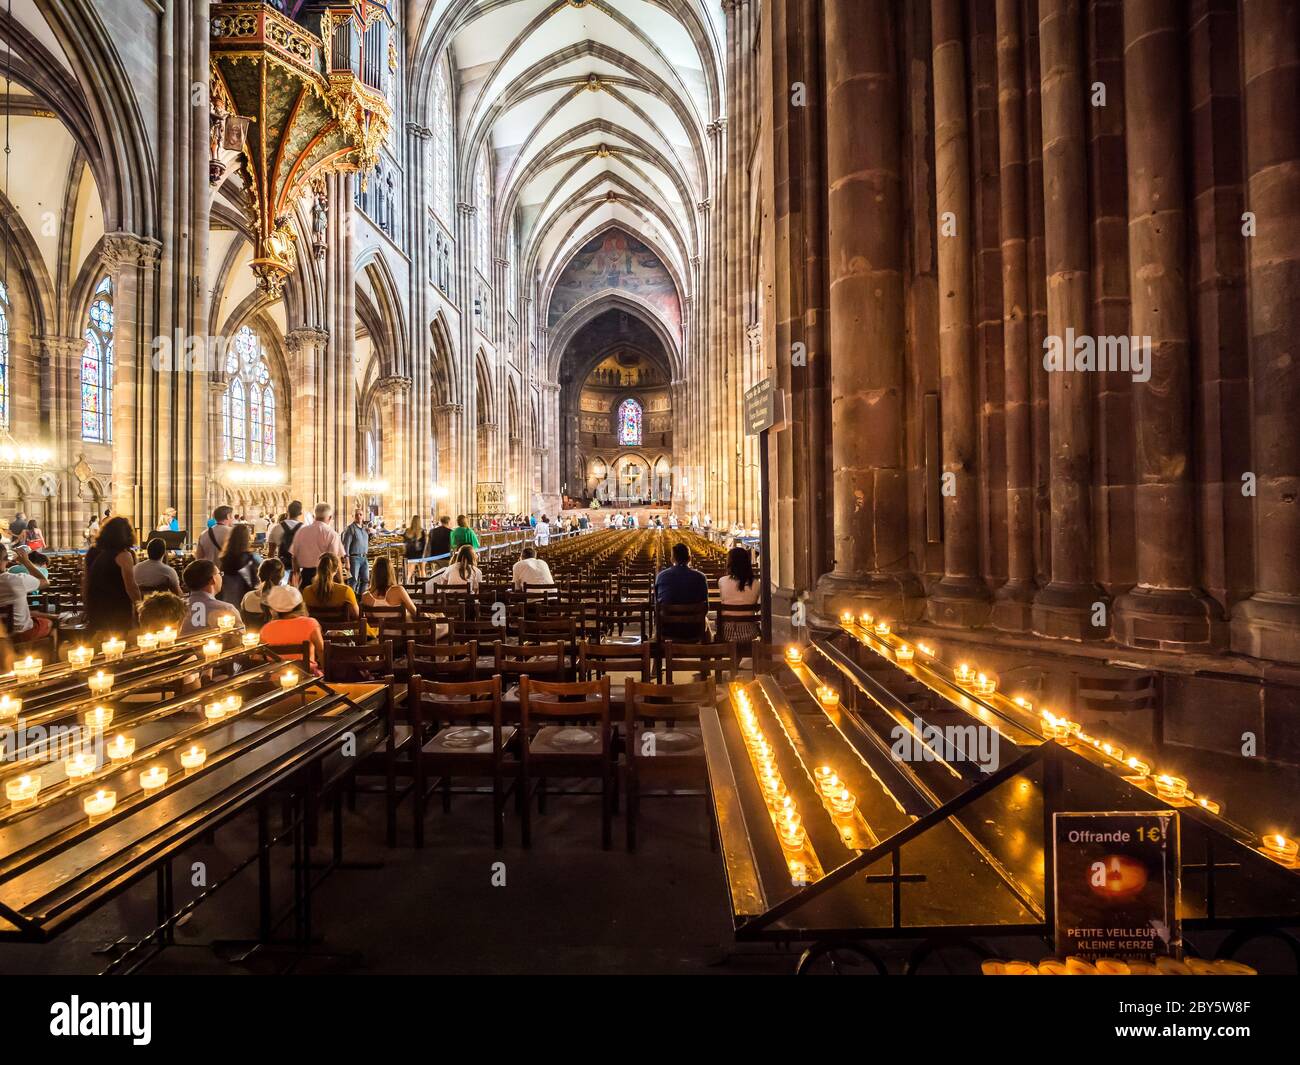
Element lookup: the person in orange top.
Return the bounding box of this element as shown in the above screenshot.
[260,584,324,673]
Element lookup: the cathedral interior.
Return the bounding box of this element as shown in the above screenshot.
[0,0,1297,994]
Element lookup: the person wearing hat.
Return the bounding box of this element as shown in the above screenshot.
[259,583,324,672]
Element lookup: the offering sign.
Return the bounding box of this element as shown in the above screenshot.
[1053,811,1180,960]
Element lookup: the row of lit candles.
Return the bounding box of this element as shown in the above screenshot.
[734,686,807,850]
[812,764,858,817]
[830,615,1299,868]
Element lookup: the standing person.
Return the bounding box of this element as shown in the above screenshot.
[83,516,142,640]
[21,518,45,551]
[83,511,102,547]
[0,545,51,643]
[194,505,234,561]
[267,500,304,568]
[402,514,426,580]
[534,513,551,547]
[134,537,182,593]
[8,512,25,538]
[156,507,179,532]
[342,509,371,595]
[449,514,480,552]
[216,523,261,607]
[426,514,453,560]
[290,502,345,587]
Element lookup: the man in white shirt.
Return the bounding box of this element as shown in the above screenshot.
[0,545,50,641]
[290,503,346,586]
[511,547,554,591]
[534,515,551,546]
[194,505,234,561]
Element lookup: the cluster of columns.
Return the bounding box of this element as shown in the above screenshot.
[753,0,1300,663]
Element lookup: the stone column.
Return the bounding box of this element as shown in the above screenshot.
[1111,0,1225,650]
[927,0,991,626]
[817,0,924,620]
[1230,0,1300,662]
[285,326,328,502]
[1031,0,1105,639]
[991,0,1037,629]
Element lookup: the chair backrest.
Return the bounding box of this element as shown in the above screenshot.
[264,639,314,668]
[308,604,354,624]
[362,603,408,628]
[656,601,709,642]
[494,640,566,680]
[663,640,739,680]
[577,640,651,681]
[408,639,478,681]
[452,618,511,642]
[378,616,439,655]
[323,639,394,683]
[625,677,716,729]
[519,675,611,739]
[409,675,503,740]
[519,617,577,646]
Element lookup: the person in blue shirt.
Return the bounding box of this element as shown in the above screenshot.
[654,542,709,640]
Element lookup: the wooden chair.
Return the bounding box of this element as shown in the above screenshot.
[408,639,478,682]
[322,639,394,684]
[656,601,709,644]
[377,616,441,661]
[408,675,511,847]
[494,641,566,687]
[624,678,715,851]
[452,617,513,644]
[577,640,652,712]
[519,675,613,849]
[661,640,738,684]
[715,602,762,655]
[308,603,356,626]
[518,616,578,655]
[596,601,652,643]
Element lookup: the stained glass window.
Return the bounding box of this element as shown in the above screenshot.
[475,149,491,276]
[433,56,453,223]
[618,398,642,446]
[0,281,9,431]
[81,277,114,442]
[222,325,276,465]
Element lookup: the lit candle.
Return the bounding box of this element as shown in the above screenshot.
[139,765,168,792]
[817,771,841,797]
[179,745,207,770]
[1154,774,1188,801]
[279,668,300,690]
[955,662,973,684]
[874,620,891,636]
[784,646,802,665]
[1125,756,1151,779]
[205,700,228,720]
[788,860,808,886]
[106,734,135,761]
[916,642,935,657]
[1050,719,1072,743]
[829,786,857,816]
[816,685,840,709]
[13,656,42,680]
[101,636,126,661]
[1197,796,1221,816]
[1013,695,1033,712]
[202,639,223,660]
[4,773,40,807]
[839,610,854,625]
[83,705,114,731]
[64,752,97,780]
[66,645,93,669]
[858,611,873,627]
[1262,834,1299,862]
[83,789,117,819]
[777,811,806,849]
[158,627,177,647]
[1100,741,1125,762]
[972,672,997,695]
[87,670,115,697]
[137,632,159,651]
[0,693,20,722]
[895,643,914,662]
[241,631,260,649]
[216,613,237,631]
[814,765,836,788]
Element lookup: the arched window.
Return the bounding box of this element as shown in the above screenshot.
[0,281,9,431]
[618,398,642,446]
[475,148,491,277]
[81,277,115,442]
[433,56,454,223]
[222,325,277,465]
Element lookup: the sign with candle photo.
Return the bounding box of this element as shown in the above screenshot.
[1053,811,1180,961]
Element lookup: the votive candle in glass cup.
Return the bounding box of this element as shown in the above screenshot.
[1262,834,1298,862]
[101,636,126,661]
[137,632,159,652]
[0,693,20,722]
[66,645,94,669]
[1100,741,1125,762]
[816,685,840,709]
[817,771,841,797]
[813,765,836,790]
[1196,796,1221,816]
[955,662,974,684]
[1124,756,1151,780]
[216,613,237,632]
[874,620,891,636]
[829,786,857,817]
[157,627,177,648]
[13,655,41,680]
[83,789,117,819]
[202,639,222,660]
[179,745,207,770]
[4,773,40,808]
[83,705,114,731]
[64,751,97,780]
[279,668,300,691]
[972,672,997,696]
[895,644,914,662]
[784,645,802,665]
[1154,774,1188,801]
[241,631,260,649]
[858,611,873,627]
[106,734,135,761]
[87,670,114,696]
[839,610,854,626]
[139,765,168,792]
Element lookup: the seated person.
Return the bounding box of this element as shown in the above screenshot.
[511,546,554,592]
[654,542,709,641]
[241,558,285,625]
[0,544,51,643]
[425,545,482,595]
[134,537,182,594]
[179,558,242,636]
[300,554,359,619]
[363,556,419,618]
[260,584,324,672]
[10,549,49,580]
[138,590,188,632]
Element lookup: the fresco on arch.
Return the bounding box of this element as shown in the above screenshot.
[547,229,683,335]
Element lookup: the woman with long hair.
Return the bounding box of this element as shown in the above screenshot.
[83,516,141,640]
[430,544,482,595]
[217,522,261,607]
[302,553,360,619]
[361,555,418,619]
[240,557,284,625]
[717,545,760,644]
